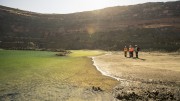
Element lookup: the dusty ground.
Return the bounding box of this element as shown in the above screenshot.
[1,51,180,101]
[93,52,180,100]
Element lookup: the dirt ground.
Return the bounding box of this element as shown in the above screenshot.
[1,51,180,101]
[0,72,115,101]
[92,51,180,100]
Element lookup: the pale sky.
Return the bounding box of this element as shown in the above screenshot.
[0,0,178,14]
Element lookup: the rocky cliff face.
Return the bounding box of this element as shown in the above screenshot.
[0,1,180,51]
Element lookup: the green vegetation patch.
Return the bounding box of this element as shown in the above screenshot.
[0,50,118,91]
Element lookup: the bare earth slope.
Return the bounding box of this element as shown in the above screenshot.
[93,52,180,100]
[0,1,180,50]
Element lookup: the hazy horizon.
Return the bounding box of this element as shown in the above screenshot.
[0,0,178,14]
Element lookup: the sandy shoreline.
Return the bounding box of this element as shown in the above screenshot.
[92,56,123,81]
[92,52,180,82]
[91,52,180,100]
